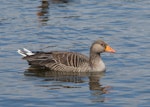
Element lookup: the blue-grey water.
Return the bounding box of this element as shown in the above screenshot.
[0,0,150,107]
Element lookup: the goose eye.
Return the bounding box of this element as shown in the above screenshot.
[101,43,105,47]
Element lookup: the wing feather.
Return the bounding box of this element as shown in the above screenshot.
[23,51,89,70]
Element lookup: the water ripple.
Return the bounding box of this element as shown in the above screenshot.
[0,0,150,107]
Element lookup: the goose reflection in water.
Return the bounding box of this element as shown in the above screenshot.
[25,66,111,102]
[37,0,69,25]
[37,0,49,25]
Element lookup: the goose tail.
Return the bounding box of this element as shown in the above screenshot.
[17,48,34,57]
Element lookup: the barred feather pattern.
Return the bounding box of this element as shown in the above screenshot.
[23,51,91,72]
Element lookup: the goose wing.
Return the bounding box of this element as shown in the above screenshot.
[23,51,89,69]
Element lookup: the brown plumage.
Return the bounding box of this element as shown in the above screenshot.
[17,39,115,72]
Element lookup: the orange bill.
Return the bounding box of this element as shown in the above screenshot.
[105,45,116,53]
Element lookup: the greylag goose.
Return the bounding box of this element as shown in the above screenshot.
[17,39,115,72]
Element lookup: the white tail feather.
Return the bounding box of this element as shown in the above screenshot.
[23,48,34,56]
[17,49,27,57]
[17,48,34,57]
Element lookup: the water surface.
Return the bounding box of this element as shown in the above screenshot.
[0,0,150,107]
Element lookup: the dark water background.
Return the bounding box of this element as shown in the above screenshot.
[0,0,150,107]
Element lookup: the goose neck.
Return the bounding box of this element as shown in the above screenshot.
[89,52,105,71]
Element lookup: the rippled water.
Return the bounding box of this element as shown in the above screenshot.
[0,0,150,107]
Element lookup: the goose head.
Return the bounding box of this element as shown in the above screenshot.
[90,39,116,54]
